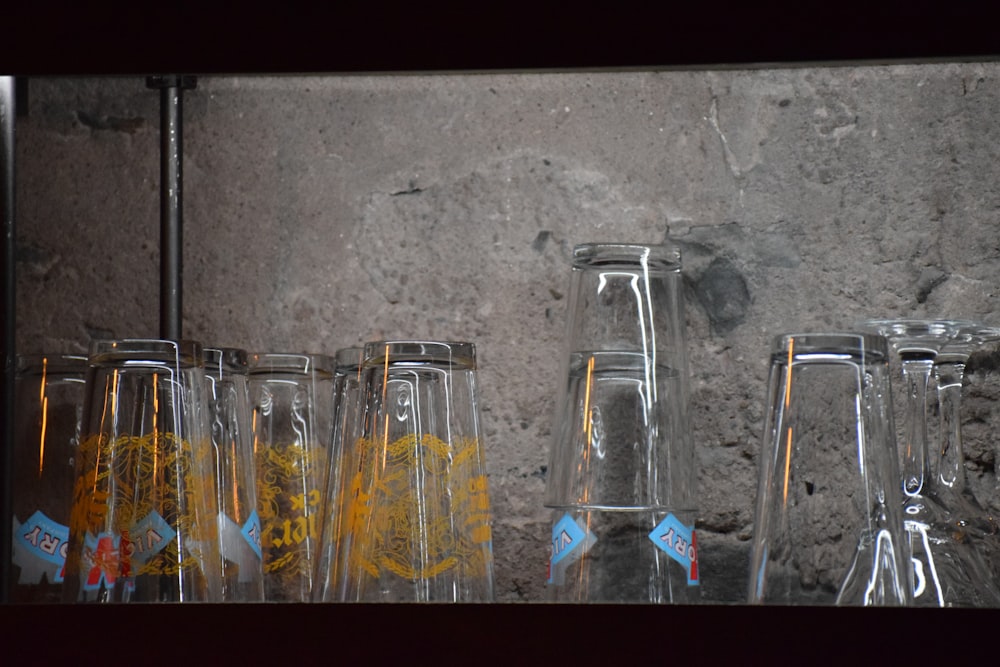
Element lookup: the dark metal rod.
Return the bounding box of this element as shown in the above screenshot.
[149,75,195,341]
[1,75,16,604]
[157,80,182,341]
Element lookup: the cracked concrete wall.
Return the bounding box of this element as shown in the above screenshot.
[14,64,1000,603]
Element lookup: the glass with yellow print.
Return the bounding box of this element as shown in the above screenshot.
[249,352,335,602]
[338,341,495,602]
[62,339,222,603]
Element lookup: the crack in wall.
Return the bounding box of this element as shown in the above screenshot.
[706,96,746,210]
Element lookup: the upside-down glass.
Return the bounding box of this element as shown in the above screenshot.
[313,347,364,602]
[204,347,264,602]
[62,339,222,603]
[935,325,1000,606]
[857,319,974,495]
[10,354,87,603]
[747,333,910,606]
[249,352,335,602]
[338,341,494,602]
[929,325,1000,495]
[860,319,1000,607]
[545,243,698,603]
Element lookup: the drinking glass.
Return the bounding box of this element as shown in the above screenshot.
[204,347,264,602]
[545,243,698,603]
[249,352,335,602]
[934,324,1000,496]
[859,319,1000,607]
[857,319,972,494]
[338,341,494,602]
[10,354,87,603]
[313,346,364,603]
[62,339,222,603]
[747,333,910,606]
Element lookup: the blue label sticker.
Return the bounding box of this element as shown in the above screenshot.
[126,511,176,567]
[13,511,70,583]
[648,514,699,586]
[548,513,597,585]
[16,510,70,568]
[241,509,263,560]
[550,514,586,568]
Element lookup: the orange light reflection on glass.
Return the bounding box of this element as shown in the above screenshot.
[37,357,49,477]
[782,339,794,505]
[153,372,159,499]
[111,369,118,422]
[251,409,259,458]
[575,511,593,597]
[580,354,595,506]
[230,440,240,519]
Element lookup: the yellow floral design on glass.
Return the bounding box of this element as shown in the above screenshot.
[69,432,216,575]
[347,433,492,581]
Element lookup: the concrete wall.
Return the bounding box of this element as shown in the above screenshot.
[14,64,1000,603]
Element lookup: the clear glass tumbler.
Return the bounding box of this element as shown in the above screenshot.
[62,339,222,603]
[204,347,264,602]
[313,346,364,603]
[545,243,698,603]
[10,354,87,603]
[747,333,910,606]
[338,341,495,602]
[249,352,335,602]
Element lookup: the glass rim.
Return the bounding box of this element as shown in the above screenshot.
[88,339,203,366]
[948,323,1000,345]
[204,347,250,376]
[770,332,889,359]
[856,318,980,337]
[248,352,335,375]
[572,243,681,270]
[334,346,364,372]
[855,318,981,355]
[362,340,476,367]
[15,353,88,375]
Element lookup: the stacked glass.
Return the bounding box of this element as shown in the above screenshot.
[545,243,699,604]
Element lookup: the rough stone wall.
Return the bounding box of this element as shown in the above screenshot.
[14,64,1000,603]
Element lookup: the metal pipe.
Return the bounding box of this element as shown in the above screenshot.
[1,75,17,604]
[147,76,196,341]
